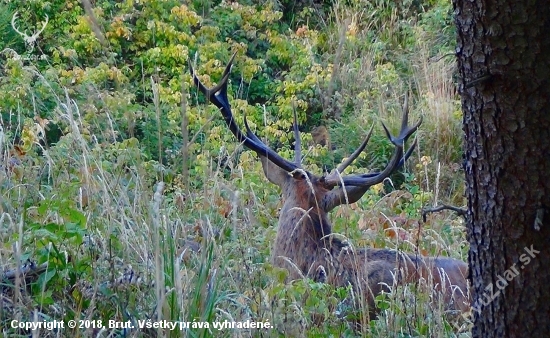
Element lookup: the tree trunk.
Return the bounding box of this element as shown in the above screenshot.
[453,0,550,336]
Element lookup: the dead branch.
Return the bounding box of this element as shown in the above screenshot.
[422,204,467,222]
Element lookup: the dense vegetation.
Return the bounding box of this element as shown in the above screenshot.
[0,0,469,336]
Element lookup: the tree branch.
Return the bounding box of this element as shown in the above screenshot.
[422,204,467,222]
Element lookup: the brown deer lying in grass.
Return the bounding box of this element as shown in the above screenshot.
[189,54,470,319]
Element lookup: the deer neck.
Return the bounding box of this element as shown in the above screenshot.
[271,180,341,278]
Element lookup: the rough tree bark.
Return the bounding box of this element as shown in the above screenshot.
[453,0,550,336]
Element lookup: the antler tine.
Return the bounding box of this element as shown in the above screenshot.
[189,53,299,173]
[356,136,418,180]
[336,124,374,173]
[11,12,25,37]
[401,93,409,131]
[322,96,421,188]
[382,94,423,147]
[322,124,374,183]
[189,53,235,103]
[33,14,48,39]
[292,103,302,166]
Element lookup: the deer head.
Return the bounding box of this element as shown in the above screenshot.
[189,53,420,247]
[189,54,469,317]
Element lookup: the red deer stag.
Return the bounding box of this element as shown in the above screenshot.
[189,54,470,318]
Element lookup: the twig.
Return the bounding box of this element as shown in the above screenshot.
[422,204,467,222]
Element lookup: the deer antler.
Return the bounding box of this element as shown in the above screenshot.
[189,53,301,173]
[321,94,422,188]
[190,53,421,189]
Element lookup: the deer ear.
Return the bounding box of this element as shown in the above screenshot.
[260,156,287,187]
[324,185,370,212]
